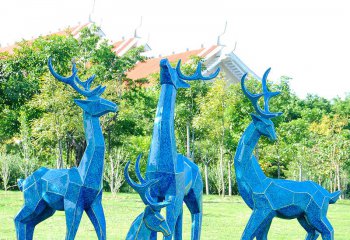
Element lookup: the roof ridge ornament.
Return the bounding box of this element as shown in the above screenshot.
[134,16,143,38]
[217,20,227,46]
[89,0,96,23]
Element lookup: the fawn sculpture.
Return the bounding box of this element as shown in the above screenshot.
[234,68,341,240]
[14,58,117,240]
[126,59,219,240]
[125,157,172,239]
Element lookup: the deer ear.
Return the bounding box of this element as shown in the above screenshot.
[74,99,92,112]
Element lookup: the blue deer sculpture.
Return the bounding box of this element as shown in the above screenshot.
[125,58,219,240]
[14,58,117,240]
[234,69,341,240]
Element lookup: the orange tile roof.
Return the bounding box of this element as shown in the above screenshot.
[112,40,124,52]
[114,38,135,54]
[199,45,217,57]
[126,48,208,80]
[0,45,16,54]
[0,23,91,54]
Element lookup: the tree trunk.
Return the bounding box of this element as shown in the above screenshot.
[110,156,116,194]
[73,139,86,166]
[277,155,281,179]
[57,138,63,169]
[330,172,333,192]
[336,163,341,192]
[107,129,111,156]
[66,135,70,166]
[1,162,10,191]
[333,173,337,194]
[204,162,209,195]
[298,163,302,182]
[220,145,225,197]
[186,121,191,159]
[228,159,232,196]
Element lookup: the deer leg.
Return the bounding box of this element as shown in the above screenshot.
[174,210,183,240]
[184,182,203,240]
[241,209,275,240]
[164,196,182,240]
[255,220,272,240]
[86,193,106,240]
[306,216,334,240]
[23,206,56,239]
[190,212,202,240]
[297,216,319,240]
[15,222,35,240]
[14,198,49,240]
[164,206,177,240]
[14,206,36,240]
[64,199,84,240]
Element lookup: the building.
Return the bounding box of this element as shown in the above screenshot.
[0,22,257,83]
[126,44,258,83]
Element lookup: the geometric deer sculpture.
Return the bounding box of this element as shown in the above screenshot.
[125,58,220,240]
[14,58,117,240]
[234,68,341,240]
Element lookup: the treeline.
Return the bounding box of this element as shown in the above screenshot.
[0,25,349,198]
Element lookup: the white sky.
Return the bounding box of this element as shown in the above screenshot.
[1,0,350,99]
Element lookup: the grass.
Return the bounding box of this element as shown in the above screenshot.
[0,191,349,239]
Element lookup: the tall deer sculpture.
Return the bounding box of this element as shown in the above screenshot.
[124,157,172,239]
[234,69,341,240]
[126,59,219,240]
[14,58,117,240]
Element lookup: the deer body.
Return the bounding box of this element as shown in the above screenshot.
[146,82,196,198]
[235,70,340,240]
[14,59,117,240]
[125,59,219,240]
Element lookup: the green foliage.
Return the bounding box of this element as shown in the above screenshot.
[0,25,350,197]
[0,24,151,189]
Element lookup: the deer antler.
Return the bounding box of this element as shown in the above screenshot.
[176,60,220,81]
[241,68,282,118]
[135,154,146,184]
[48,58,102,97]
[124,160,170,211]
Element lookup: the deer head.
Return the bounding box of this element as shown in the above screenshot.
[124,154,171,236]
[48,58,117,117]
[241,68,282,141]
[160,58,220,89]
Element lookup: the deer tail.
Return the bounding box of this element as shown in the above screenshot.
[329,190,341,204]
[17,179,24,191]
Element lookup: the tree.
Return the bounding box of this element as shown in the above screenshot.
[104,147,128,195]
[175,56,211,158]
[0,151,12,191]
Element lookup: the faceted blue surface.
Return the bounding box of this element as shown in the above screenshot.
[14,58,117,240]
[234,69,341,240]
[124,59,220,239]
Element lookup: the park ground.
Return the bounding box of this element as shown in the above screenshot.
[0,191,349,239]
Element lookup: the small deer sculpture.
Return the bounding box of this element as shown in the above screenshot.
[125,157,172,239]
[234,69,341,240]
[14,58,117,240]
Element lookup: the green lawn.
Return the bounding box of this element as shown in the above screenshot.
[0,191,349,239]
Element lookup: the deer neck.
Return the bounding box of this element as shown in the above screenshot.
[78,112,105,190]
[147,84,178,174]
[234,122,267,208]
